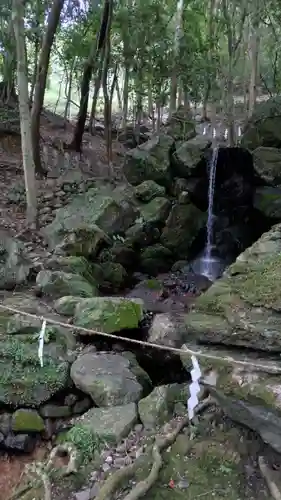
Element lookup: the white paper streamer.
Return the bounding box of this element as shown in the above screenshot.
[38,319,47,367]
[187,355,202,420]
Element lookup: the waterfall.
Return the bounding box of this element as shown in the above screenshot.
[205,147,219,263]
[198,146,220,280]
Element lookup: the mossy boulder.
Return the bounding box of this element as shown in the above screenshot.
[140,244,173,275]
[53,296,83,316]
[36,270,97,299]
[99,262,128,291]
[0,334,69,407]
[45,256,102,286]
[160,203,206,259]
[42,187,139,252]
[254,186,281,218]
[138,383,188,429]
[125,222,160,248]
[134,180,165,202]
[73,297,143,334]
[165,106,196,141]
[98,243,136,269]
[0,232,32,289]
[123,134,174,186]
[11,409,45,433]
[252,147,281,184]
[139,197,171,225]
[183,222,281,352]
[172,136,211,178]
[241,96,281,150]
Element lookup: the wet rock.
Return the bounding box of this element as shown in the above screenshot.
[72,397,92,415]
[123,134,174,186]
[73,296,143,334]
[11,409,45,433]
[71,350,151,406]
[125,221,160,247]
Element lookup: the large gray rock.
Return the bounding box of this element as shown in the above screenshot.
[241,96,281,150]
[254,186,281,219]
[123,134,174,186]
[252,147,281,184]
[172,136,211,178]
[74,403,138,443]
[71,350,151,406]
[208,387,281,455]
[0,231,32,289]
[165,106,196,141]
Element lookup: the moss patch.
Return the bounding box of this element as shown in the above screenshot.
[0,336,69,407]
[231,253,281,310]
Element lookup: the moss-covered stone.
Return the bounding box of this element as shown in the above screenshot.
[99,262,128,291]
[139,197,171,224]
[160,203,206,258]
[54,296,83,316]
[73,297,143,334]
[123,134,174,186]
[172,136,211,178]
[0,335,69,407]
[42,187,139,251]
[166,107,196,141]
[11,409,45,432]
[135,180,165,202]
[138,384,188,429]
[140,244,173,275]
[241,96,281,151]
[254,186,281,219]
[45,256,101,287]
[36,270,97,299]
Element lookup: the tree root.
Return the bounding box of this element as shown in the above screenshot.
[258,456,281,500]
[94,397,214,500]
[9,442,78,500]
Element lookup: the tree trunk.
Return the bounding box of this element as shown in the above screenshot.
[31,0,65,176]
[169,0,184,118]
[102,0,114,166]
[202,0,216,121]
[122,64,129,128]
[248,0,260,117]
[12,0,37,225]
[89,52,104,134]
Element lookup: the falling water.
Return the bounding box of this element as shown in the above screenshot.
[205,146,219,261]
[195,146,221,281]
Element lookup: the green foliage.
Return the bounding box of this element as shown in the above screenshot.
[60,424,112,464]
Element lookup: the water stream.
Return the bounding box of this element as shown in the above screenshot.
[192,146,224,281]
